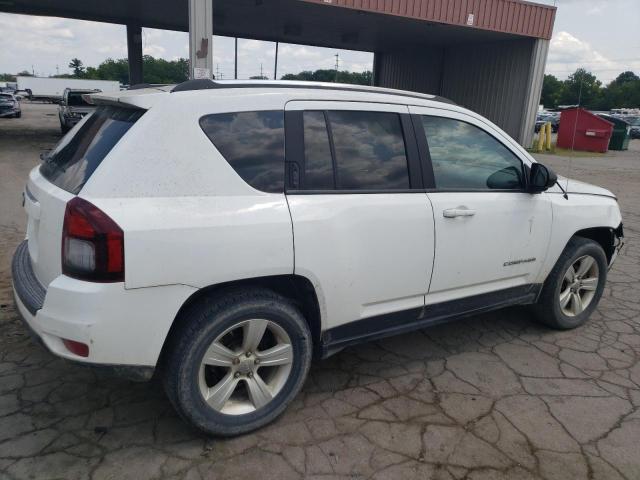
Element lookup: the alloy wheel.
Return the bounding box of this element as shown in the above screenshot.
[198,319,293,415]
[559,255,599,317]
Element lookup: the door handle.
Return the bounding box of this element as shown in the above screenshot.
[443,207,476,218]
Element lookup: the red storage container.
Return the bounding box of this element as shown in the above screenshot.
[557,108,613,153]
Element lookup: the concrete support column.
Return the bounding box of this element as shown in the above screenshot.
[188,0,213,79]
[126,24,143,86]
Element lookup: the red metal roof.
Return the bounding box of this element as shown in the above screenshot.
[300,0,556,40]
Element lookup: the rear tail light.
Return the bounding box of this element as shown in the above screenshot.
[62,197,124,282]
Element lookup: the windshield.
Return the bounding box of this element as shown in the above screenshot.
[68,92,93,107]
[40,106,144,194]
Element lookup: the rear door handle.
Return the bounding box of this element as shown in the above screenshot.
[443,207,476,218]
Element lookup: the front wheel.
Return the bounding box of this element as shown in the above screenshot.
[532,237,607,329]
[162,289,312,436]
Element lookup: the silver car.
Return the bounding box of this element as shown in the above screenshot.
[58,88,100,133]
[0,92,21,118]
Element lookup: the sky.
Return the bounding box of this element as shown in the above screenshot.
[0,0,638,84]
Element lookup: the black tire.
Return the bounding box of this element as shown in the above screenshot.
[532,236,607,329]
[162,288,312,436]
[15,111,21,118]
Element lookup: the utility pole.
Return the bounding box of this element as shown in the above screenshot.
[334,53,339,82]
[260,63,264,79]
[56,65,59,76]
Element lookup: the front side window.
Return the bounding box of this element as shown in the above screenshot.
[421,116,524,190]
[327,111,410,190]
[200,111,284,193]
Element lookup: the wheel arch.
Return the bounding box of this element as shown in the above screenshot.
[159,274,324,366]
[572,225,621,263]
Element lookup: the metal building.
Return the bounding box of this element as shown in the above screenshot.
[2,0,555,146]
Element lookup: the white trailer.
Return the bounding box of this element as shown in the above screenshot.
[16,77,121,101]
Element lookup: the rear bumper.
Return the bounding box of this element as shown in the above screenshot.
[11,240,196,379]
[0,108,19,117]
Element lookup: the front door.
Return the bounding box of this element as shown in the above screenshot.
[409,106,553,305]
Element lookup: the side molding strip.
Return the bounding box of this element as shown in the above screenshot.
[320,284,541,357]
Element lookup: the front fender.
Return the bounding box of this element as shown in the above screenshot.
[537,192,622,283]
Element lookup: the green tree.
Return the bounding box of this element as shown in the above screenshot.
[0,73,17,82]
[68,58,85,77]
[602,71,640,109]
[559,68,602,109]
[540,74,563,109]
[281,69,372,85]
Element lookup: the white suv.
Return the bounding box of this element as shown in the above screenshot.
[12,80,624,436]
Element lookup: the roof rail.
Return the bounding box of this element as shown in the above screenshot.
[171,79,218,92]
[170,79,456,105]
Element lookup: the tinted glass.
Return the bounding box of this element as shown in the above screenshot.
[40,106,144,194]
[303,111,334,189]
[421,116,524,190]
[328,111,409,190]
[200,111,284,193]
[68,93,92,107]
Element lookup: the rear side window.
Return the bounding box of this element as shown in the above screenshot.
[328,111,409,190]
[200,111,285,193]
[40,106,144,194]
[421,116,524,190]
[297,110,410,191]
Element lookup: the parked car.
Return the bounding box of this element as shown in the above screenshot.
[625,116,640,139]
[13,90,29,101]
[12,80,624,436]
[0,92,21,118]
[58,88,100,133]
[534,113,559,133]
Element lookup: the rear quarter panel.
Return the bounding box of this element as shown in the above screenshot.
[80,92,294,289]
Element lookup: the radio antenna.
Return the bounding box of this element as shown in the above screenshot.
[567,73,584,195]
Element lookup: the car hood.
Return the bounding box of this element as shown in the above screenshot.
[555,176,616,199]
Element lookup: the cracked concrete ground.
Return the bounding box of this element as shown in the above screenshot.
[1,102,639,480]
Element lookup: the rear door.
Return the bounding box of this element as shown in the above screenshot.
[25,106,144,287]
[285,101,435,332]
[409,106,552,304]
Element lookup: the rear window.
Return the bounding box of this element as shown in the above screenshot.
[199,111,285,193]
[40,106,144,194]
[67,92,93,107]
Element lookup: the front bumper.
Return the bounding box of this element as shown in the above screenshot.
[609,223,624,268]
[11,240,195,379]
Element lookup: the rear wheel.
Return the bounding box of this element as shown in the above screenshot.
[533,237,607,329]
[162,289,312,436]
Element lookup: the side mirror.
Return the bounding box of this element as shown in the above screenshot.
[529,163,557,193]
